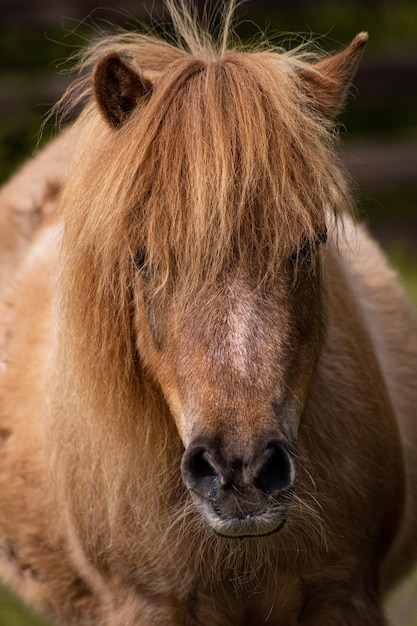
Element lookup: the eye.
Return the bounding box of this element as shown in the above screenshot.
[289,227,327,266]
[133,247,147,272]
[316,227,328,246]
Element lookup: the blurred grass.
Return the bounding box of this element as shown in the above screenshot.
[388,568,417,626]
[0,583,52,626]
[388,243,417,309]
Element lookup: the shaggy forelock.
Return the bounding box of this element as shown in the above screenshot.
[59,12,351,299]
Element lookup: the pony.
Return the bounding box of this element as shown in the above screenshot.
[0,3,416,624]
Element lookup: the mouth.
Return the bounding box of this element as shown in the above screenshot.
[192,496,289,539]
[213,515,287,539]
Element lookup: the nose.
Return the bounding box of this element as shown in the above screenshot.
[181,439,295,501]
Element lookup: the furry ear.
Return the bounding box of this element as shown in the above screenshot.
[299,33,368,117]
[93,52,153,129]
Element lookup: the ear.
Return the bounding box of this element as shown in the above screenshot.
[298,33,368,117]
[93,52,153,129]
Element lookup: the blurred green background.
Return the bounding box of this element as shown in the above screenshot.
[0,0,416,624]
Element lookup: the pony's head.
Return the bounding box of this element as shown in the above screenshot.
[58,11,366,540]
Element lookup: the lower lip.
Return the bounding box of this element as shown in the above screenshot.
[213,516,287,539]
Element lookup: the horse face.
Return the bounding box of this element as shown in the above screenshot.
[134,248,325,538]
[88,33,366,539]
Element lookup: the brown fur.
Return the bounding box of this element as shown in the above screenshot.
[0,3,417,624]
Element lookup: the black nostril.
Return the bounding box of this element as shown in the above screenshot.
[181,447,219,499]
[254,443,294,496]
[188,448,217,480]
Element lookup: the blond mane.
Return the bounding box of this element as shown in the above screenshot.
[49,2,352,569]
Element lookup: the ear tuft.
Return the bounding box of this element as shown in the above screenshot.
[93,52,153,129]
[299,33,368,117]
